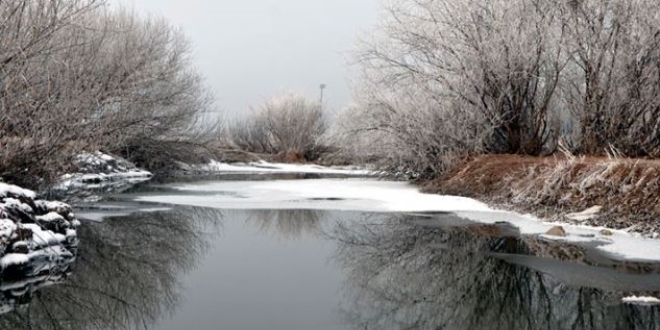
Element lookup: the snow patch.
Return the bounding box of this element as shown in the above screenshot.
[3,198,34,214]
[23,224,67,247]
[35,212,65,223]
[0,220,16,239]
[137,179,490,213]
[622,296,660,305]
[0,254,29,268]
[56,151,152,192]
[133,178,660,262]
[35,200,71,212]
[193,160,375,176]
[0,183,36,199]
[566,205,603,221]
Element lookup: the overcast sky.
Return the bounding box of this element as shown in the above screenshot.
[110,0,380,117]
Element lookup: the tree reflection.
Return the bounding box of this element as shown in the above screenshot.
[0,206,224,330]
[331,214,660,330]
[246,209,324,239]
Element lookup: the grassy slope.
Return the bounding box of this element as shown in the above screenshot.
[422,155,660,236]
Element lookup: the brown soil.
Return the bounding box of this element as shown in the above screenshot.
[422,154,660,236]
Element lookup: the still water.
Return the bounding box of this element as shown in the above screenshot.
[2,179,660,330]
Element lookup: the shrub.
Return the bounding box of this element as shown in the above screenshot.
[228,93,326,161]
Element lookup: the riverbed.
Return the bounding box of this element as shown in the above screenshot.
[2,176,660,329]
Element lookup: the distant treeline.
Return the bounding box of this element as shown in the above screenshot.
[0,0,217,188]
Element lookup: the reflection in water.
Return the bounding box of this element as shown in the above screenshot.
[0,246,76,317]
[3,206,660,330]
[246,209,324,239]
[0,207,223,330]
[331,214,660,330]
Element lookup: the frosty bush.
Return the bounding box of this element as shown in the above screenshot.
[228,93,326,161]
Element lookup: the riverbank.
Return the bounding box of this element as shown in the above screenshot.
[145,154,660,239]
[422,155,660,237]
[0,183,78,291]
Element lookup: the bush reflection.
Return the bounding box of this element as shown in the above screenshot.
[331,214,660,330]
[0,207,223,330]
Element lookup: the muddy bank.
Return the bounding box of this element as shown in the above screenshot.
[422,155,660,236]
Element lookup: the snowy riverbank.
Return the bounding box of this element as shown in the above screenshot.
[55,151,152,195]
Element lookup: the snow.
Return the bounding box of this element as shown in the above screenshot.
[99,153,115,162]
[36,212,65,223]
[622,296,660,305]
[0,253,29,268]
[133,178,660,262]
[136,179,490,213]
[0,180,78,297]
[195,160,375,176]
[23,224,67,247]
[566,205,603,221]
[56,151,152,191]
[57,170,153,190]
[34,200,70,211]
[0,219,16,238]
[65,229,77,239]
[11,241,27,250]
[0,246,73,276]
[3,198,34,214]
[0,183,36,199]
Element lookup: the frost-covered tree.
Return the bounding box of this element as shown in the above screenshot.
[339,0,660,176]
[0,1,217,187]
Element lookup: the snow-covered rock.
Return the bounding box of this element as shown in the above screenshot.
[56,151,152,193]
[0,182,78,315]
[0,183,78,261]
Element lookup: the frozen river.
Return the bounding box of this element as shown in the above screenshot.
[2,176,660,329]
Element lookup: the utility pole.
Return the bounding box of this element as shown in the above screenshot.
[319,83,326,112]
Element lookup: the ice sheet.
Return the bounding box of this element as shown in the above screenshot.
[133,178,660,262]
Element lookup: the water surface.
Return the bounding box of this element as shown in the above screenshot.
[2,178,660,329]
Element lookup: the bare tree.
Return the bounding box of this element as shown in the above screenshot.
[0,2,218,187]
[338,0,569,175]
[0,0,106,187]
[560,0,660,156]
[341,0,660,175]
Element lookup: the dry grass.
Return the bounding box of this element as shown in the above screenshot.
[423,155,660,234]
[271,151,306,163]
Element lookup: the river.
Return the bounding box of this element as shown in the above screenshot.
[2,176,660,329]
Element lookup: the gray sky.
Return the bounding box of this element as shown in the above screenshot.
[111,0,380,117]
